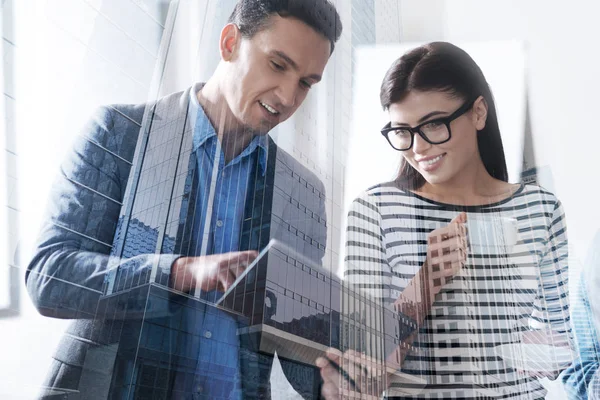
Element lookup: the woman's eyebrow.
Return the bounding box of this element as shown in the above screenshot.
[393,110,449,127]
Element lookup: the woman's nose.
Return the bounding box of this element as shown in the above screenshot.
[412,132,432,153]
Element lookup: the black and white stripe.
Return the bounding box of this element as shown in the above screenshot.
[344,182,573,399]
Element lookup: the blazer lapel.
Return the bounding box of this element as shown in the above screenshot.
[239,137,277,252]
[172,151,199,256]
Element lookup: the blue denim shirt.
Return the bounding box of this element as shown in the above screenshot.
[188,90,268,260]
[186,90,268,399]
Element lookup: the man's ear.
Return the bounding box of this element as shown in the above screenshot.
[473,95,488,131]
[219,23,241,61]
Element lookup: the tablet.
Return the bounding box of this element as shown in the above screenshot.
[214,238,278,306]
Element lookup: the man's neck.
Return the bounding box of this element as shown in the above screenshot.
[197,80,256,164]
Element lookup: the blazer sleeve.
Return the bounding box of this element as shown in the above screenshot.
[25,106,180,320]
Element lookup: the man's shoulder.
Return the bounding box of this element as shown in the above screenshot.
[271,143,325,193]
[81,88,192,159]
[103,87,191,129]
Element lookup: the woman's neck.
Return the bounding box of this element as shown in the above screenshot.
[415,163,515,206]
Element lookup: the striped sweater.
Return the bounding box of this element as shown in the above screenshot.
[344,182,573,399]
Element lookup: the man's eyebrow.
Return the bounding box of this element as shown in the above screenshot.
[272,50,322,82]
[394,111,449,127]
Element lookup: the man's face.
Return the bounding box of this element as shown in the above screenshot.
[222,16,331,134]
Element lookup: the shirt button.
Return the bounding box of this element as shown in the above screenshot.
[196,384,203,393]
[204,330,212,339]
[216,220,224,227]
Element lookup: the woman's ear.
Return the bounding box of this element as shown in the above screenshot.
[473,95,488,131]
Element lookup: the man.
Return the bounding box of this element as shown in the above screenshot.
[26,1,342,398]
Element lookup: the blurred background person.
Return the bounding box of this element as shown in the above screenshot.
[563,230,600,399]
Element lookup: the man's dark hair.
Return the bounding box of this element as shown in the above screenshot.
[228,0,343,53]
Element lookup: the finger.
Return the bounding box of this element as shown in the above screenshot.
[429,261,465,283]
[326,347,343,360]
[337,352,368,390]
[317,357,341,385]
[451,212,467,225]
[428,224,464,244]
[219,250,254,271]
[322,352,364,395]
[231,251,259,274]
[447,220,467,239]
[227,260,247,279]
[429,236,465,256]
[231,250,259,264]
[342,350,370,375]
[341,349,364,365]
[429,248,466,266]
[320,381,339,399]
[363,354,381,379]
[217,266,236,291]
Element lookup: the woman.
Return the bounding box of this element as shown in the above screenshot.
[318,42,573,399]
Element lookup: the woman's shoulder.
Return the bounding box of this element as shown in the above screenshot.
[353,181,411,202]
[518,182,562,204]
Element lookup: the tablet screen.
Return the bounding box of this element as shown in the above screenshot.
[215,238,278,306]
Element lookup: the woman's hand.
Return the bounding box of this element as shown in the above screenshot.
[425,212,468,297]
[389,212,469,357]
[515,329,574,379]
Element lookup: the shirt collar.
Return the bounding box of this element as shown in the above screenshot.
[189,85,269,176]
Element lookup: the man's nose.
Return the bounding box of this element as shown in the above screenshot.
[276,80,297,109]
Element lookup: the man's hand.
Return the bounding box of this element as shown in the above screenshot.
[317,349,382,400]
[170,251,258,293]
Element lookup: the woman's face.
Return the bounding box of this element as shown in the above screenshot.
[388,90,487,187]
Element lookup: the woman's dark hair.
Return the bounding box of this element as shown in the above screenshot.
[228,0,342,54]
[379,42,508,190]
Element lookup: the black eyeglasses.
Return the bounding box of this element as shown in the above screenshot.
[380,98,477,151]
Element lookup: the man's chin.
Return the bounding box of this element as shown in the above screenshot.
[252,119,279,135]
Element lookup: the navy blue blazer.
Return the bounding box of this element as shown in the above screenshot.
[26,85,328,399]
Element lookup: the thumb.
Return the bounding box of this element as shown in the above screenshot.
[450,212,467,224]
